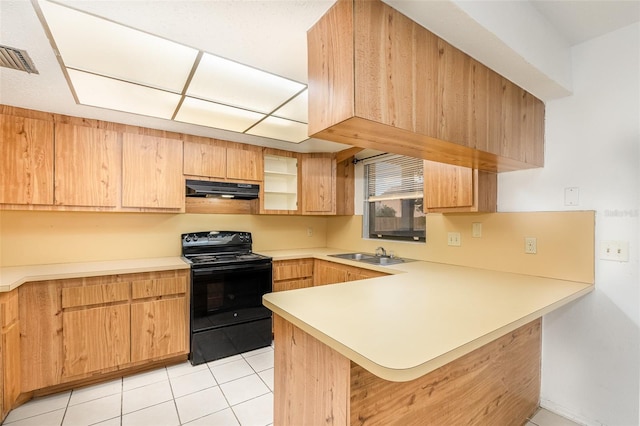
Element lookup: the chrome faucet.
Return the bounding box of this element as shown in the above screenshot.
[375,246,387,257]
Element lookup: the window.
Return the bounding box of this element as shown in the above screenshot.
[364,155,425,242]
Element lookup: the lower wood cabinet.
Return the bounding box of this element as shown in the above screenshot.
[18,269,189,395]
[314,259,389,286]
[273,259,314,292]
[0,290,20,421]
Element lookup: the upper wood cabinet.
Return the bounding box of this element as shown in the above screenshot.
[183,138,227,179]
[183,138,262,182]
[0,113,54,205]
[122,133,184,209]
[301,154,336,215]
[308,0,544,172]
[54,124,120,207]
[424,160,497,213]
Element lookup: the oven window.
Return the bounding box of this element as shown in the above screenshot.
[192,266,272,319]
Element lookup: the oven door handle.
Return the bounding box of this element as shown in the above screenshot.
[192,263,272,276]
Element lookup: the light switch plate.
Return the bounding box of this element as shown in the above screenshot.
[565,187,579,206]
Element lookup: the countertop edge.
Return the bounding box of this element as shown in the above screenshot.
[0,257,189,292]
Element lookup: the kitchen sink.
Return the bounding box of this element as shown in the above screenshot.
[328,253,412,266]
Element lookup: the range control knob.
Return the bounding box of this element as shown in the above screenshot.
[193,235,198,241]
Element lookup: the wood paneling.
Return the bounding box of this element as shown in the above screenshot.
[61,282,129,309]
[350,319,541,425]
[183,139,227,178]
[0,114,54,205]
[19,281,63,392]
[131,297,187,362]
[131,277,187,299]
[301,155,336,214]
[273,315,350,426]
[308,0,545,172]
[122,133,184,209]
[226,144,263,181]
[307,0,355,135]
[54,124,120,207]
[62,305,130,378]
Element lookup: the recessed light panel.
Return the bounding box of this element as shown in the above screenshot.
[247,116,308,143]
[187,53,305,113]
[39,0,198,92]
[68,69,181,119]
[176,97,265,133]
[272,89,308,123]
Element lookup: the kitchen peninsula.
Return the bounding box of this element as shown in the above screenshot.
[262,250,593,425]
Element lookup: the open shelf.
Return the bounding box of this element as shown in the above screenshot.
[264,155,298,211]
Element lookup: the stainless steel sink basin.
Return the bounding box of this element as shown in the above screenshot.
[328,253,411,266]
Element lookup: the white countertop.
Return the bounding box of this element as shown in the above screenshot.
[261,248,593,382]
[0,257,189,292]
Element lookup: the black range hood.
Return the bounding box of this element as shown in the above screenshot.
[185,179,260,200]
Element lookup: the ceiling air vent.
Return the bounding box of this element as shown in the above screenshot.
[0,44,38,74]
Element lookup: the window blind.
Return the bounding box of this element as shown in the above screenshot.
[365,155,424,202]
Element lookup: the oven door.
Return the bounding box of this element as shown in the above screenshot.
[190,262,272,333]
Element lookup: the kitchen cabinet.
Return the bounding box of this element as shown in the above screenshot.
[0,113,54,205]
[130,277,188,362]
[122,133,184,209]
[0,290,20,422]
[226,143,263,182]
[313,259,388,286]
[60,281,130,379]
[262,150,300,214]
[18,270,189,393]
[301,154,336,215]
[424,160,497,213]
[54,123,120,207]
[183,137,263,183]
[273,259,314,291]
[308,0,544,172]
[183,138,227,179]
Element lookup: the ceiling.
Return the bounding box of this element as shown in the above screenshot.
[1,0,638,154]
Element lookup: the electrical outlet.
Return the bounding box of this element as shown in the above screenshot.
[447,232,461,246]
[525,237,537,254]
[472,222,482,238]
[600,240,629,262]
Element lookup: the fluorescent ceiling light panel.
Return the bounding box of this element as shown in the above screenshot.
[246,116,308,143]
[39,0,198,92]
[176,97,265,133]
[68,69,181,119]
[187,53,305,113]
[272,89,308,123]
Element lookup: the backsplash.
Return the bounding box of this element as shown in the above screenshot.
[0,211,328,267]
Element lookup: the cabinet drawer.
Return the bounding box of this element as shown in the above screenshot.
[61,282,129,309]
[131,277,187,300]
[273,259,314,281]
[274,278,313,292]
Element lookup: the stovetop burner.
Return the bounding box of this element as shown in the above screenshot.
[181,231,271,268]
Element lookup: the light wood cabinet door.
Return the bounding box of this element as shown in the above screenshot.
[0,114,54,205]
[183,140,227,178]
[348,267,387,281]
[227,145,263,181]
[131,297,187,362]
[0,290,20,419]
[54,124,120,207]
[122,133,184,209]
[314,260,349,286]
[424,160,497,213]
[62,304,130,379]
[273,259,314,282]
[301,155,336,215]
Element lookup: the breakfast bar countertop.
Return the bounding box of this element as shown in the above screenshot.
[261,248,593,382]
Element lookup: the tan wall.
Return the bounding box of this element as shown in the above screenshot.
[326,212,594,283]
[0,211,328,267]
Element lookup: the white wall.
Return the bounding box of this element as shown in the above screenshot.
[499,23,639,426]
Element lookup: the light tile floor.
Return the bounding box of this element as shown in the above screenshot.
[2,345,274,426]
[2,342,582,426]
